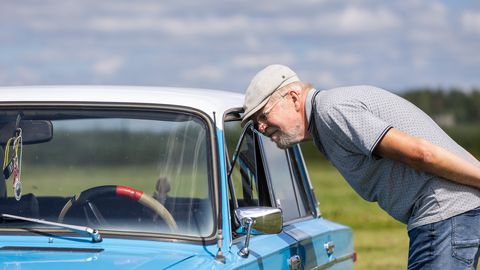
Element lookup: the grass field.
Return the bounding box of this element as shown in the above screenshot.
[305,160,409,270]
[19,164,210,198]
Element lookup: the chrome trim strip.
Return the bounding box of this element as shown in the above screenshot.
[312,253,354,270]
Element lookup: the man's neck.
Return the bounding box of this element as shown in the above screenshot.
[302,88,316,140]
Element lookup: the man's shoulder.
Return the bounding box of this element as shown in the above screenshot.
[317,85,374,106]
[321,85,389,96]
[317,85,397,107]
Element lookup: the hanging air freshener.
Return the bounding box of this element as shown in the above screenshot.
[12,128,23,201]
[2,127,24,200]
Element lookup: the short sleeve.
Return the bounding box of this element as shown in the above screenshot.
[320,102,392,156]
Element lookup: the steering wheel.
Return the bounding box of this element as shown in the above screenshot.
[58,185,178,231]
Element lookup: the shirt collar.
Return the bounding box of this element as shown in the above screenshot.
[305,88,317,127]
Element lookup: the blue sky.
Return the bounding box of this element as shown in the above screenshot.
[1,0,479,93]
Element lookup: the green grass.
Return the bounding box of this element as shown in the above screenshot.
[306,160,409,270]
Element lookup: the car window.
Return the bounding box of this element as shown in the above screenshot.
[224,122,270,208]
[0,108,214,239]
[259,136,309,222]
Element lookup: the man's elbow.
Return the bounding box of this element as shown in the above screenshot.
[409,139,436,170]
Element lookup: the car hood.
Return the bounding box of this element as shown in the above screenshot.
[0,236,218,270]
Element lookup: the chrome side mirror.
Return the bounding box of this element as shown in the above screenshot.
[235,207,282,257]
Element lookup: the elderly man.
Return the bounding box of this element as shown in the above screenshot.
[242,64,480,270]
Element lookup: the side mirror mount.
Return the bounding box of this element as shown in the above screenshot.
[235,207,282,257]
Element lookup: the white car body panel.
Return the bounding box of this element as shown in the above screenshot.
[0,86,244,128]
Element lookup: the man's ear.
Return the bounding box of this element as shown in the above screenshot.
[289,90,302,111]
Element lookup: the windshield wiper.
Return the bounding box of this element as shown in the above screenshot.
[0,213,102,243]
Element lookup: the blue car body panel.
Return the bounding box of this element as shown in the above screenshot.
[1,236,216,269]
[227,218,353,270]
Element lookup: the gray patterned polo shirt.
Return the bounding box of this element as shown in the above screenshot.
[307,85,480,230]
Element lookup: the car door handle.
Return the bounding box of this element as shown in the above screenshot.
[288,255,301,270]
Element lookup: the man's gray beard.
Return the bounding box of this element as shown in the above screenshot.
[274,125,302,149]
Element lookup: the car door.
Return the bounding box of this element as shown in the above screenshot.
[259,135,355,269]
[226,124,298,269]
[225,120,354,270]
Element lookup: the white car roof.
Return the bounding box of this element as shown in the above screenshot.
[0,86,244,125]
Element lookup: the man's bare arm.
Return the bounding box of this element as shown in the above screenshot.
[374,128,480,188]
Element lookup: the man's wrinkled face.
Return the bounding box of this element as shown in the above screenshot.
[254,91,303,149]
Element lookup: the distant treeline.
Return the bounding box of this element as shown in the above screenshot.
[401,88,480,158]
[402,88,480,125]
[23,130,207,166]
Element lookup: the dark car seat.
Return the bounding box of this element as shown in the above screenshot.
[0,193,40,218]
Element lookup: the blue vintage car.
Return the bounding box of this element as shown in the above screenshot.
[0,86,354,269]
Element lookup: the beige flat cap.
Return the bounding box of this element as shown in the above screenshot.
[242,64,300,127]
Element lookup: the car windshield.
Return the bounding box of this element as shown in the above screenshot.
[0,108,214,239]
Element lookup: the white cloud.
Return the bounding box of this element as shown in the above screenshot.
[244,35,261,50]
[232,53,295,68]
[314,71,337,87]
[334,6,401,34]
[1,0,480,90]
[86,17,159,32]
[461,11,480,34]
[305,50,361,67]
[416,2,448,28]
[406,2,451,44]
[93,57,124,76]
[6,67,41,85]
[8,2,402,38]
[181,65,225,82]
[85,15,251,37]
